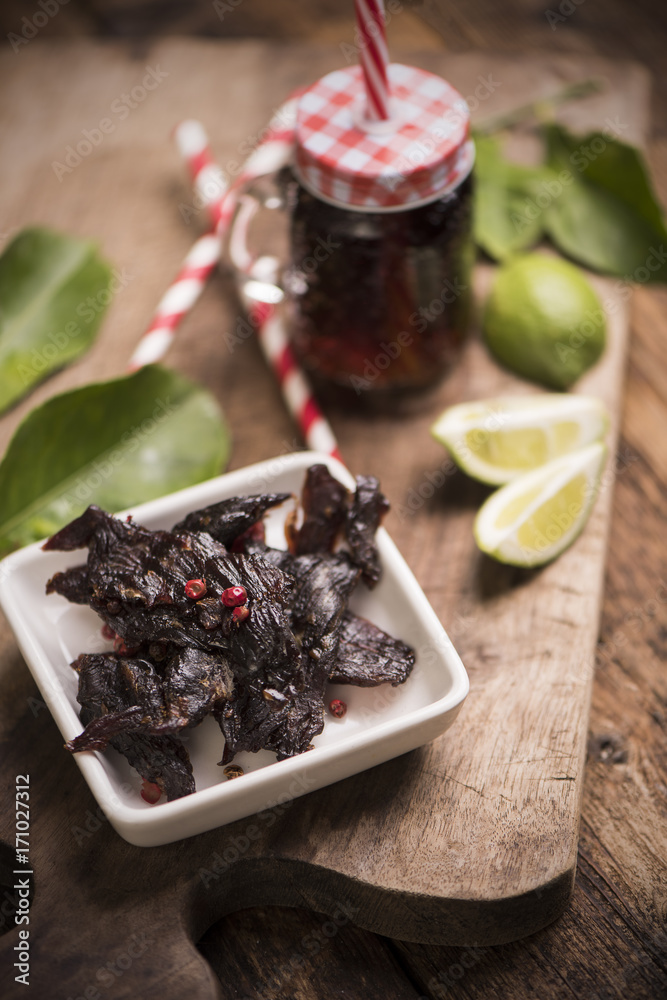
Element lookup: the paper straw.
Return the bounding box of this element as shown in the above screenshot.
[127,119,229,370]
[242,299,342,462]
[354,0,390,121]
[127,232,221,371]
[174,119,229,227]
[130,106,342,461]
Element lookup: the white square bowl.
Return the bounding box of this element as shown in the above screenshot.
[0,451,468,847]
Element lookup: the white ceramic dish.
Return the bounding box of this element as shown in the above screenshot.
[0,451,468,847]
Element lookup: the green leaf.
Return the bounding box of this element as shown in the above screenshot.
[0,227,113,414]
[473,133,554,261]
[542,124,667,282]
[0,365,230,555]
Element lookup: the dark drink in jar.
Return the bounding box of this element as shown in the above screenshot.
[284,169,473,398]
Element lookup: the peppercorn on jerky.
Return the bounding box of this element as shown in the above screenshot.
[45,506,301,688]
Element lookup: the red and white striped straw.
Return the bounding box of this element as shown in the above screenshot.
[127,232,221,370]
[127,120,230,370]
[354,0,391,121]
[128,108,342,462]
[240,299,341,460]
[173,118,229,226]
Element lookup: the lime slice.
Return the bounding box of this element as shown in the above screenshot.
[431,394,609,485]
[473,442,606,567]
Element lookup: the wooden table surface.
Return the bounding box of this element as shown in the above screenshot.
[0,3,666,998]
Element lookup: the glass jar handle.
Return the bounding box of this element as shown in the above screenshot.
[225,171,291,307]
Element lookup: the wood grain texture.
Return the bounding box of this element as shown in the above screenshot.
[0,37,663,1000]
[387,141,667,1000]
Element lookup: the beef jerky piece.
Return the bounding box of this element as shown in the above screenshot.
[216,675,293,764]
[67,652,167,752]
[329,611,415,687]
[216,553,360,762]
[45,564,90,604]
[265,553,361,759]
[73,651,164,718]
[162,647,234,727]
[45,506,247,619]
[172,493,290,547]
[69,653,194,800]
[66,705,148,752]
[287,465,349,555]
[78,700,195,800]
[45,505,214,611]
[207,551,297,683]
[45,507,302,691]
[288,553,361,649]
[211,556,305,761]
[344,475,389,588]
[68,647,234,752]
[113,730,195,801]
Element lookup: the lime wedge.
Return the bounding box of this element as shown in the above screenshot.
[431,394,608,486]
[473,442,606,567]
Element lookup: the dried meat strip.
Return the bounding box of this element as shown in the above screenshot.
[45,505,203,609]
[45,564,90,604]
[65,705,149,752]
[215,673,293,763]
[66,647,234,751]
[162,647,234,727]
[287,465,349,555]
[45,507,301,691]
[213,552,306,762]
[266,553,361,759]
[329,611,415,687]
[173,493,290,547]
[217,552,361,762]
[112,730,195,801]
[73,652,164,719]
[67,652,195,800]
[344,475,389,588]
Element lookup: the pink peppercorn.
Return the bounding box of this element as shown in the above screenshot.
[184,578,207,600]
[221,585,247,608]
[114,636,140,657]
[140,780,162,804]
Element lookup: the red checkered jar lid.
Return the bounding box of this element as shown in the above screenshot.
[294,63,474,213]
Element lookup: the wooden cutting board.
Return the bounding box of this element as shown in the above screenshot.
[0,40,650,999]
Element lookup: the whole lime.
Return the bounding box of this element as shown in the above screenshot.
[483,254,606,389]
